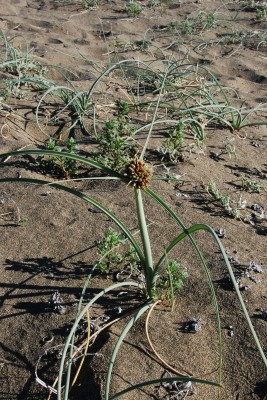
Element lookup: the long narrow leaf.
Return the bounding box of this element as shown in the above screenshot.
[105,301,153,400]
[146,188,222,385]
[147,188,267,369]
[0,177,144,265]
[109,376,220,400]
[0,149,123,179]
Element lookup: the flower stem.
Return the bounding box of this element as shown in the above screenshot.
[135,188,155,297]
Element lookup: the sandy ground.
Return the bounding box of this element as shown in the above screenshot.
[0,1,267,399]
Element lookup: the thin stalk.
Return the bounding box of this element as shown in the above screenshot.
[135,188,154,296]
[140,64,170,160]
[146,188,222,387]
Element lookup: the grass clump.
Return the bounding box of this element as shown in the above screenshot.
[0,30,47,80]
[182,11,217,35]
[168,11,217,35]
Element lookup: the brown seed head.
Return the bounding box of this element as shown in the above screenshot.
[125,158,152,189]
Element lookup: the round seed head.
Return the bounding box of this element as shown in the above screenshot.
[125,158,152,189]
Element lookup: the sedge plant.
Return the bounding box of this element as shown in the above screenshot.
[1,150,266,399]
[0,146,267,400]
[0,61,266,399]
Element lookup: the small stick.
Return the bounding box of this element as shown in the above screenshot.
[145,300,192,377]
[146,301,220,380]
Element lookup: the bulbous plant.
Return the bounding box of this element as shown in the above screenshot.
[0,147,266,400]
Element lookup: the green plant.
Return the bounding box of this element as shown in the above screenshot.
[95,227,139,274]
[241,177,263,193]
[208,180,249,220]
[94,101,137,171]
[181,11,217,35]
[158,259,188,308]
[83,0,103,8]
[1,147,266,398]
[0,30,47,100]
[256,3,267,20]
[18,216,28,224]
[1,59,266,400]
[126,2,143,17]
[211,136,237,160]
[37,137,78,179]
[158,122,186,163]
[0,29,47,89]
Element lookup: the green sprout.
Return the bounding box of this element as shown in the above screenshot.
[158,259,189,309]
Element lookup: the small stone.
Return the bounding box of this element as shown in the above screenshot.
[215,228,226,238]
[251,203,264,213]
[250,276,260,284]
[183,318,201,333]
[249,261,263,273]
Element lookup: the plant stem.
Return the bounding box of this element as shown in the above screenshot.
[135,188,155,297]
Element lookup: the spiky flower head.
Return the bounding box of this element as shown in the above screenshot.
[125,158,152,190]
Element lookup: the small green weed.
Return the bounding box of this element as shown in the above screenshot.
[180,11,217,35]
[95,101,137,171]
[126,2,143,17]
[255,3,267,20]
[83,0,102,8]
[158,259,188,308]
[18,216,28,224]
[241,178,263,193]
[222,137,237,158]
[37,138,78,179]
[95,227,139,274]
[208,180,248,220]
[158,122,185,163]
[211,137,237,160]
